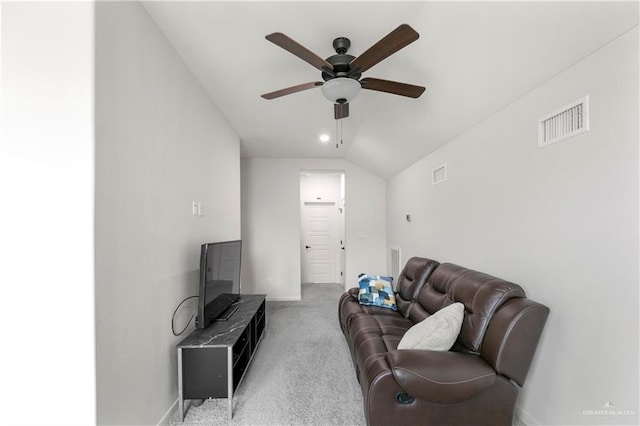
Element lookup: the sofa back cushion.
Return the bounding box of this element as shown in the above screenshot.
[411,263,525,353]
[395,257,440,316]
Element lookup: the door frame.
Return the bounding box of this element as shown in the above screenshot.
[299,171,346,285]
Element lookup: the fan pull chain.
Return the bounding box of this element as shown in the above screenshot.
[335,119,344,149]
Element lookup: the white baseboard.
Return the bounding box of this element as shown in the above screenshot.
[515,404,540,426]
[266,296,301,302]
[157,398,178,426]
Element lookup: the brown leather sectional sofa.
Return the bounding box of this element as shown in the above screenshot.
[338,257,549,425]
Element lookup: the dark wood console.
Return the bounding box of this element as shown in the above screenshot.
[176,294,266,422]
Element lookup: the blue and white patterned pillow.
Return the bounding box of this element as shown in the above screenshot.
[358,274,397,311]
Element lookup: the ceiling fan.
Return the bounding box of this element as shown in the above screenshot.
[261,24,426,120]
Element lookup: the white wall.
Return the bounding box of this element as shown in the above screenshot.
[0,2,96,424]
[242,158,386,300]
[386,27,639,425]
[95,2,240,424]
[300,173,342,203]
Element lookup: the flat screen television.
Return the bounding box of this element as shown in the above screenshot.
[195,240,242,329]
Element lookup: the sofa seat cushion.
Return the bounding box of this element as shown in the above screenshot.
[348,313,413,354]
[387,350,496,404]
[354,333,389,377]
[340,288,412,337]
[374,315,414,336]
[339,291,403,338]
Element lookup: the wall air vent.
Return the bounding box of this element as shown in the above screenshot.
[432,164,447,185]
[390,247,401,287]
[538,96,589,147]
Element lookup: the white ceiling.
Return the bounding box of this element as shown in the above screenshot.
[142,1,638,178]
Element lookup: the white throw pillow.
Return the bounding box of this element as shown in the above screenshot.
[397,302,464,351]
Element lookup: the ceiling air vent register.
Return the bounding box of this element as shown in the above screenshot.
[538,96,589,147]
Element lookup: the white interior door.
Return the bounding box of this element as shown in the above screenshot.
[302,202,337,283]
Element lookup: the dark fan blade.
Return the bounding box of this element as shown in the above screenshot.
[261,82,323,100]
[360,77,425,98]
[334,103,349,119]
[266,33,334,72]
[350,24,419,73]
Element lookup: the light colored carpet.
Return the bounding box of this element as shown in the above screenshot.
[172,283,365,425]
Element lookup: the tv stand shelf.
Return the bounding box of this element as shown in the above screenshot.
[176,294,266,422]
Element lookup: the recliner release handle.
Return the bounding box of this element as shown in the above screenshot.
[395,392,415,405]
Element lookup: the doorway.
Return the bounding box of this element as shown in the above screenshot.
[300,172,345,285]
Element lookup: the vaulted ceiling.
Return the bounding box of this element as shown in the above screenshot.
[143,1,638,178]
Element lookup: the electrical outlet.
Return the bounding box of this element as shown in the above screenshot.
[266,278,272,286]
[192,201,198,215]
[197,202,203,217]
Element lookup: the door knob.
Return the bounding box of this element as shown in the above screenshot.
[305,245,311,249]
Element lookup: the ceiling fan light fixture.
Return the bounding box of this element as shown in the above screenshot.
[321,77,361,103]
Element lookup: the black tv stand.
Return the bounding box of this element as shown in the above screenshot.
[176,294,266,422]
[214,304,239,322]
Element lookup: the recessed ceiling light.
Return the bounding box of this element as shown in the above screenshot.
[319,134,330,143]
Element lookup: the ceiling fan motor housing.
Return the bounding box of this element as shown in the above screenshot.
[321,37,362,81]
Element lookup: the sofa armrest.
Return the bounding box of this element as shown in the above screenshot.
[347,286,359,299]
[386,350,496,404]
[481,297,549,386]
